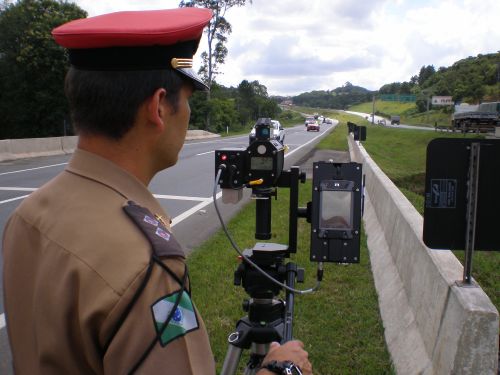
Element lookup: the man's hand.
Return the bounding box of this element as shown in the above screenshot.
[257,340,313,375]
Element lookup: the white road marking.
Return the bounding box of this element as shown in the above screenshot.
[0,163,68,176]
[284,123,336,158]
[183,136,247,146]
[195,150,214,156]
[0,314,5,330]
[171,192,222,227]
[0,195,30,205]
[153,194,207,201]
[0,187,37,191]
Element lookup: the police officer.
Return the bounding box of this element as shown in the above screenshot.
[2,7,312,375]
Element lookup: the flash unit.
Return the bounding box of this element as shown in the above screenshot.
[310,162,363,263]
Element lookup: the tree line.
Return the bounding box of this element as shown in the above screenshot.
[288,82,374,110]
[188,80,280,133]
[379,53,500,112]
[0,0,276,139]
[0,0,86,139]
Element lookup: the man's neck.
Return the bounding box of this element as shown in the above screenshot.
[77,134,155,186]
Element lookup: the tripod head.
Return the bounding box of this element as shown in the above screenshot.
[234,244,289,299]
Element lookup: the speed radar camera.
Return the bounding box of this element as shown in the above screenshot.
[215,118,284,191]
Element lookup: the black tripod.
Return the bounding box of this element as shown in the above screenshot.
[220,244,303,375]
[220,170,306,375]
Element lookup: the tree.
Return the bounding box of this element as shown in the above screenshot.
[179,0,252,130]
[232,79,278,125]
[179,0,250,88]
[236,79,257,125]
[418,65,436,86]
[0,0,87,139]
[209,98,239,132]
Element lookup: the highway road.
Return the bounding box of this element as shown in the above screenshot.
[345,110,436,131]
[0,121,336,372]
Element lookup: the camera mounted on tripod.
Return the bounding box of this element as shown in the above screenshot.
[214,117,363,263]
[213,117,364,374]
[216,118,285,190]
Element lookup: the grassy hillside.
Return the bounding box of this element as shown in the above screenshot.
[349,100,452,127]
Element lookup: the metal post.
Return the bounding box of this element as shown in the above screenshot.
[426,95,430,123]
[372,95,375,125]
[284,263,296,342]
[461,142,480,286]
[255,193,272,240]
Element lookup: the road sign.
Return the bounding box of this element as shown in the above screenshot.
[432,96,453,106]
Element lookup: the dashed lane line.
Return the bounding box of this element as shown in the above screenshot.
[0,163,68,176]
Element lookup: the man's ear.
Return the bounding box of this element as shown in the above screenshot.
[146,88,168,131]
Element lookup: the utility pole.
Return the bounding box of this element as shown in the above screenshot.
[422,89,433,125]
[372,95,375,125]
[497,62,500,101]
[426,95,431,123]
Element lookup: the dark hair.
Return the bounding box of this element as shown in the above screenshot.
[64,68,185,140]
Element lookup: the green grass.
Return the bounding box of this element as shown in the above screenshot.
[348,101,415,118]
[300,106,499,313]
[360,125,499,310]
[277,109,306,126]
[187,125,395,373]
[361,125,482,208]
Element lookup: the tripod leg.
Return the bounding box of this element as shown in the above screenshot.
[244,343,269,375]
[221,343,243,375]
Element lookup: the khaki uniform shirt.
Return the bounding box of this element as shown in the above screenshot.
[2,149,215,374]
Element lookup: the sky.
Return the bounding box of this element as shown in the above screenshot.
[70,0,500,96]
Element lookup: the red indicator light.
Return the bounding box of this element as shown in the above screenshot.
[221,154,228,161]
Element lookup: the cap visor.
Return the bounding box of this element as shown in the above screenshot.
[176,68,209,91]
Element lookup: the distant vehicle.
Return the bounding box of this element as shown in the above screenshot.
[390,115,400,125]
[325,118,333,124]
[304,116,315,126]
[451,102,500,132]
[306,119,320,132]
[249,119,285,144]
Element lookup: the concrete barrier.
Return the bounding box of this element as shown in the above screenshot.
[0,136,78,162]
[0,131,220,162]
[348,136,499,374]
[185,129,220,140]
[61,136,78,154]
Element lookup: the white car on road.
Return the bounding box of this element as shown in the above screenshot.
[249,119,285,144]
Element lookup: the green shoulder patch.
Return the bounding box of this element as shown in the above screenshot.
[151,290,199,347]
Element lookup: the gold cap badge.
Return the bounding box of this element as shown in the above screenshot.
[171,58,193,69]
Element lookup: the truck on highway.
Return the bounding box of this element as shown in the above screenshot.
[451,102,500,132]
[390,115,400,125]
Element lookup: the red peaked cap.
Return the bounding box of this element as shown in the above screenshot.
[52,8,213,91]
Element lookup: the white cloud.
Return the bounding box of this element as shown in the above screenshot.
[69,0,500,96]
